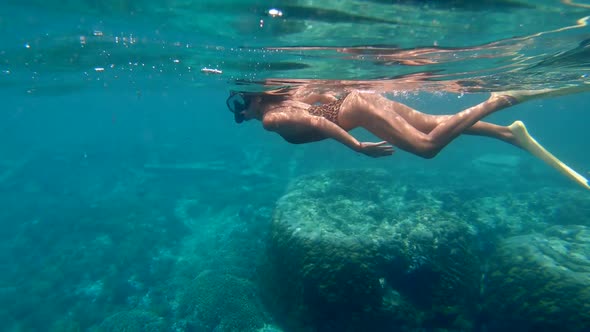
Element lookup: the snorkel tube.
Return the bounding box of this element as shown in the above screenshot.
[226,91,251,124]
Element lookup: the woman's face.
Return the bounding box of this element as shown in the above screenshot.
[227,93,260,123]
[240,96,261,121]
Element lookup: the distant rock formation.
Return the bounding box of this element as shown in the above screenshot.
[482,225,590,331]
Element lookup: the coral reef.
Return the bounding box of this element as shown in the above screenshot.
[262,169,480,331]
[4,147,589,331]
[178,270,267,331]
[96,309,167,332]
[482,225,590,331]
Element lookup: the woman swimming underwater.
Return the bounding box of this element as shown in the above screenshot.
[226,84,589,189]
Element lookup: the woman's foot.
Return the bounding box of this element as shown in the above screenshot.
[508,120,531,147]
[508,120,589,190]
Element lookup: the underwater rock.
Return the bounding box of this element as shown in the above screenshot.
[261,169,481,331]
[97,309,166,332]
[178,270,267,332]
[482,225,590,331]
[458,187,590,247]
[548,190,590,226]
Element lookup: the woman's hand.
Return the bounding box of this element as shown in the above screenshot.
[358,141,394,158]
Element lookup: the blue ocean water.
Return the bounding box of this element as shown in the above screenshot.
[1,1,589,331]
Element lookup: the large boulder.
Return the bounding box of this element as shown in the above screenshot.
[261,169,481,331]
[482,225,590,331]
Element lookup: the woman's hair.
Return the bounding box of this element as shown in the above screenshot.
[236,87,295,105]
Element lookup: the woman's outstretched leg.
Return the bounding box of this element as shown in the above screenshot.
[359,94,518,146]
[342,91,518,158]
[425,94,517,152]
[382,83,590,150]
[341,89,590,189]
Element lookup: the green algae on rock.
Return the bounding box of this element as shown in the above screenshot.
[178,270,267,332]
[262,169,481,331]
[483,225,590,331]
[97,309,166,332]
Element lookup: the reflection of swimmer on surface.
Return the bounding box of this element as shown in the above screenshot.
[226,83,590,189]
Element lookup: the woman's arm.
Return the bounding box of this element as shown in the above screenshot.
[263,112,358,148]
[263,112,393,157]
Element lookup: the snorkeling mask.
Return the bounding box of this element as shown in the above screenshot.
[226,91,251,123]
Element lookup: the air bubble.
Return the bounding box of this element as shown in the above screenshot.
[268,8,283,17]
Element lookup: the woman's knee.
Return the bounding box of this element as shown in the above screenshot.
[418,149,440,159]
[413,140,441,159]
